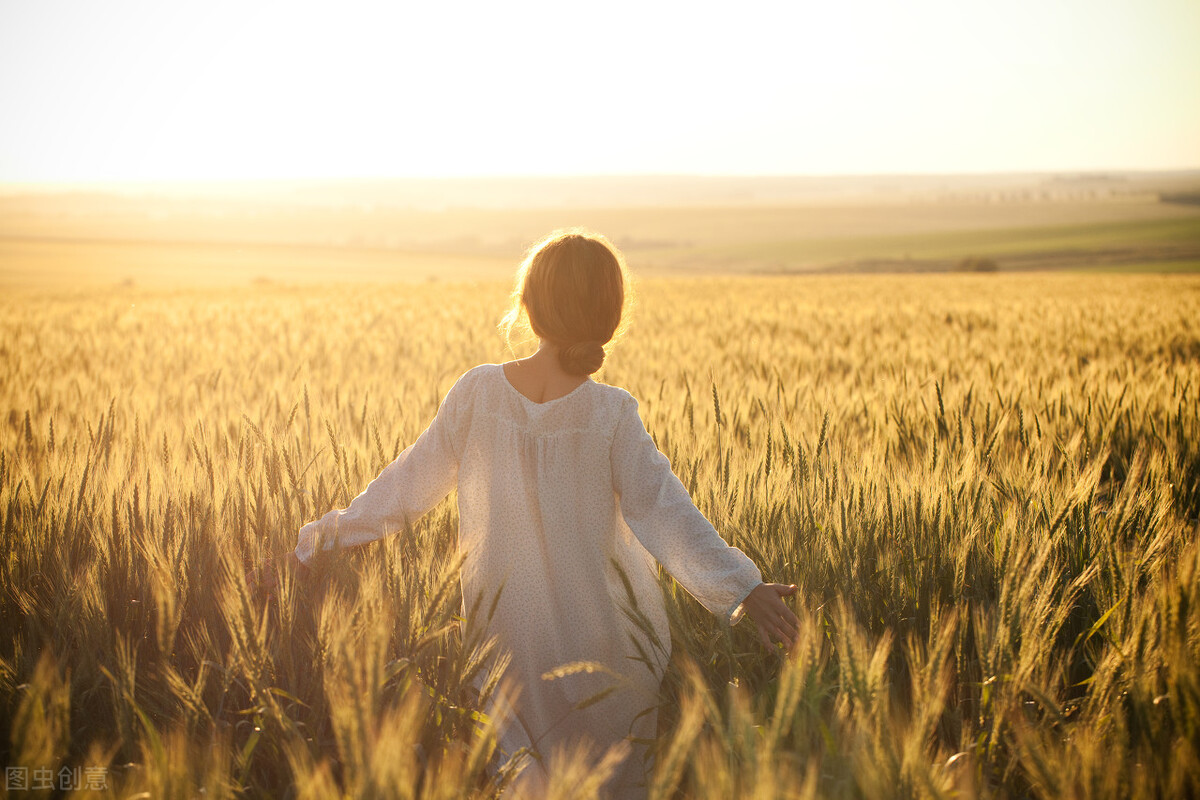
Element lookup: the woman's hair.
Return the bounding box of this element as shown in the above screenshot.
[501,229,631,375]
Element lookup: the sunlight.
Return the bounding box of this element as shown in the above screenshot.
[0,0,1198,182]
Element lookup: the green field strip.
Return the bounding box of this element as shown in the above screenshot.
[696,215,1200,267]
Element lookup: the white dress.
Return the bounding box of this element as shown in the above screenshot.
[294,364,763,796]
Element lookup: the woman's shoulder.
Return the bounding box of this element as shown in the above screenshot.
[586,379,643,427]
[588,378,636,405]
[456,363,501,385]
[439,364,498,407]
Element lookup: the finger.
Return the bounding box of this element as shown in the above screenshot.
[768,618,796,652]
[757,625,773,650]
[782,606,801,633]
[771,586,799,622]
[766,593,799,626]
[778,606,800,632]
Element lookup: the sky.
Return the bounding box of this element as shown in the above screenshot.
[1,0,1198,183]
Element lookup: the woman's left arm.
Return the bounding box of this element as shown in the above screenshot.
[293,372,471,565]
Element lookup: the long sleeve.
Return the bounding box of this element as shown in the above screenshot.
[293,373,469,565]
[610,395,763,624]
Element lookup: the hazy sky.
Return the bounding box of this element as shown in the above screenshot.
[1,0,1198,182]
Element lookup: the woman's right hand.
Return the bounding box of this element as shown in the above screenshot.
[742,582,800,652]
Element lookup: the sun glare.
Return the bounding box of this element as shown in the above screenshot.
[0,0,1198,183]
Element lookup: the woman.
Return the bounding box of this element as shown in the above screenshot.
[275,229,798,796]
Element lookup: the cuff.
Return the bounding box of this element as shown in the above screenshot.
[726,580,761,627]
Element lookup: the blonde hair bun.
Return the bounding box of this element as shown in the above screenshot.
[499,229,633,375]
[559,341,606,376]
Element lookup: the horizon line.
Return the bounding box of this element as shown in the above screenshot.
[3,166,1200,191]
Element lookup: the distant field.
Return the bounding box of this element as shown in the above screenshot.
[0,237,511,288]
[1076,259,1200,274]
[724,215,1200,273]
[2,179,1200,287]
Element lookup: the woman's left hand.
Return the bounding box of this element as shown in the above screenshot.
[246,552,309,599]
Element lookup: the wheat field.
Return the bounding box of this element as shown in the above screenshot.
[1,272,1198,798]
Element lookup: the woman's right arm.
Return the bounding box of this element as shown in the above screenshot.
[610,394,763,622]
[610,393,798,647]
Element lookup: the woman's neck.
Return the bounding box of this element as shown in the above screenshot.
[503,341,588,404]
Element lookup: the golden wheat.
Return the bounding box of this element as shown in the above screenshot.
[1,273,1198,798]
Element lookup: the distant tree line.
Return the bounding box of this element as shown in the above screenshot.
[955,255,998,272]
[1161,192,1200,206]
